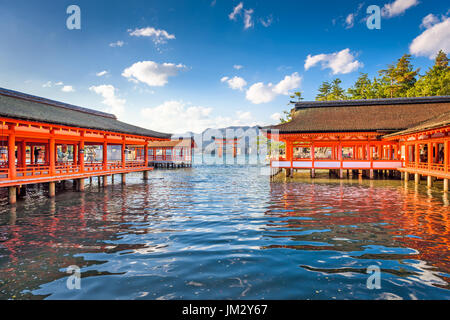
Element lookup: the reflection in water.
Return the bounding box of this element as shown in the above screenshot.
[0,164,449,300]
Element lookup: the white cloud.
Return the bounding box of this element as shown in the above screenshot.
[345,13,354,29]
[61,85,75,93]
[109,40,124,47]
[420,13,440,29]
[270,112,281,122]
[245,72,302,104]
[410,16,450,59]
[246,83,278,104]
[128,27,175,45]
[96,70,108,77]
[304,48,363,75]
[244,9,254,29]
[229,2,243,20]
[89,85,126,117]
[139,100,257,134]
[233,65,244,70]
[122,61,186,87]
[273,73,302,95]
[221,76,247,91]
[260,15,273,27]
[382,0,419,18]
[43,81,64,88]
[229,3,255,30]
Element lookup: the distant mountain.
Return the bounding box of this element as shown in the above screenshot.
[173,126,264,155]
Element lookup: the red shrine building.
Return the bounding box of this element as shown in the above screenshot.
[0,88,171,203]
[266,96,450,191]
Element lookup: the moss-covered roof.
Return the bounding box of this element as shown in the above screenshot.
[0,87,171,139]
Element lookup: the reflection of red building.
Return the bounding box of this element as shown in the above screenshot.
[0,88,171,203]
[266,97,450,190]
[267,182,450,284]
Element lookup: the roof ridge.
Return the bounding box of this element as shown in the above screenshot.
[294,96,450,109]
[0,87,117,120]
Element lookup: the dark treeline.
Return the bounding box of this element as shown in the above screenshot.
[316,50,449,101]
[279,51,449,123]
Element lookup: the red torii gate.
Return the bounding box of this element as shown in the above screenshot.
[213,137,240,158]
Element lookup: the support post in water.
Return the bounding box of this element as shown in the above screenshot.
[8,186,16,204]
[49,182,56,198]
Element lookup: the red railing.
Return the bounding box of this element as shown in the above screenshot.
[149,154,191,162]
[124,160,146,168]
[0,159,150,183]
[16,164,51,178]
[0,167,9,180]
[405,161,448,173]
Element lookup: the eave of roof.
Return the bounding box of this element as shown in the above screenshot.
[0,87,172,139]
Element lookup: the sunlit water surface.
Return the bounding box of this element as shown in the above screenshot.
[0,160,449,299]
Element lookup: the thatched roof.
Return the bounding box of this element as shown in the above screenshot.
[269,97,450,134]
[0,87,171,139]
[384,111,450,138]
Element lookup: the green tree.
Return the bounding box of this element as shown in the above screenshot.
[316,81,332,101]
[316,79,346,100]
[289,91,304,105]
[407,50,450,97]
[329,78,347,100]
[277,91,304,124]
[279,110,293,124]
[347,73,380,99]
[379,54,419,98]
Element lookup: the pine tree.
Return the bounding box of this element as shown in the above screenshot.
[316,81,332,101]
[407,50,450,97]
[379,54,419,98]
[288,91,304,106]
[329,78,346,100]
[347,73,372,99]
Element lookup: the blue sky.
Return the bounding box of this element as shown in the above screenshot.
[0,0,449,134]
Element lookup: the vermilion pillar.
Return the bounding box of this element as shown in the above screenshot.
[79,132,85,172]
[285,141,293,161]
[73,144,78,165]
[122,138,126,168]
[79,142,85,172]
[103,138,108,170]
[49,131,55,175]
[8,126,16,179]
[144,142,149,166]
[19,141,26,167]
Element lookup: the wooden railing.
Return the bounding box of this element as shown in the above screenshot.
[0,167,9,180]
[0,160,150,182]
[16,164,51,178]
[405,161,448,173]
